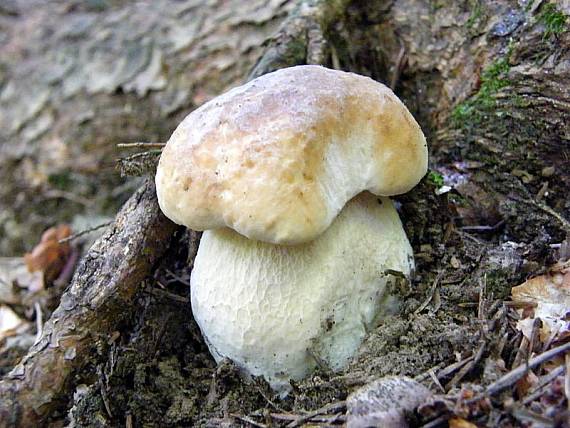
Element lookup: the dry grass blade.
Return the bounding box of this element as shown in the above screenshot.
[415,362,446,382]
[512,336,530,369]
[564,353,570,411]
[436,356,475,380]
[117,142,165,149]
[415,269,445,315]
[285,401,346,428]
[231,413,267,428]
[147,286,189,304]
[429,368,446,393]
[270,413,297,421]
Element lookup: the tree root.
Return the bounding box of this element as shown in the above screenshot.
[0,180,177,426]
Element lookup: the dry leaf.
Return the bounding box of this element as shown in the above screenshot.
[511,260,570,342]
[515,370,539,398]
[23,224,72,285]
[0,305,27,341]
[449,417,478,428]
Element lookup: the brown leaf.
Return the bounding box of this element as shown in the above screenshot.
[511,260,570,342]
[23,224,72,285]
[449,417,478,428]
[515,371,539,398]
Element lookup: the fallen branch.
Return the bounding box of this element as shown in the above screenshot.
[0,180,178,426]
[117,142,166,149]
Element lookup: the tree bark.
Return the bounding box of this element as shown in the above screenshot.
[349,0,569,243]
[0,0,292,255]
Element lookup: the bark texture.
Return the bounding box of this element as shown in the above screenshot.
[0,180,177,426]
[0,0,292,255]
[384,0,570,241]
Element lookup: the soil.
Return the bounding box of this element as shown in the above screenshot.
[62,178,562,427]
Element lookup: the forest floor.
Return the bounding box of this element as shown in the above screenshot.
[2,175,568,427]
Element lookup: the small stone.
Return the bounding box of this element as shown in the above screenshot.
[450,255,461,269]
[64,346,77,360]
[490,11,524,37]
[541,166,555,177]
[346,376,433,428]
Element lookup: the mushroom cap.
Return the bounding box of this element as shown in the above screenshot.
[156,65,427,244]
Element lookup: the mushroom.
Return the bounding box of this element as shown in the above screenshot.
[155,65,427,391]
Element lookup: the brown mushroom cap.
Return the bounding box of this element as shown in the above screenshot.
[156,65,427,244]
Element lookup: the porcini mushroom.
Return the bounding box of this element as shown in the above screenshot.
[155,65,427,391]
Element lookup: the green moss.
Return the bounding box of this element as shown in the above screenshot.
[538,3,567,39]
[448,192,467,206]
[86,0,108,12]
[431,0,447,12]
[451,54,511,127]
[466,0,483,30]
[427,170,444,188]
[48,171,73,190]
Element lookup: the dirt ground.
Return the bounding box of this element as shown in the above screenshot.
[62,177,568,427]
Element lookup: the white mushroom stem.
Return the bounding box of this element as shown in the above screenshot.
[190,192,414,391]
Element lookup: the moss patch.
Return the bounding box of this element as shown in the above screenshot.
[451,53,511,127]
[427,170,444,188]
[538,3,567,39]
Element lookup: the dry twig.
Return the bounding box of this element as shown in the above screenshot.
[483,342,570,398]
[58,221,113,244]
[414,269,445,315]
[436,356,475,381]
[445,342,486,391]
[284,401,346,428]
[522,364,565,404]
[117,142,165,149]
[231,413,267,428]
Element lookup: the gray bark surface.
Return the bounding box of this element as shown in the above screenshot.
[0,0,292,255]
